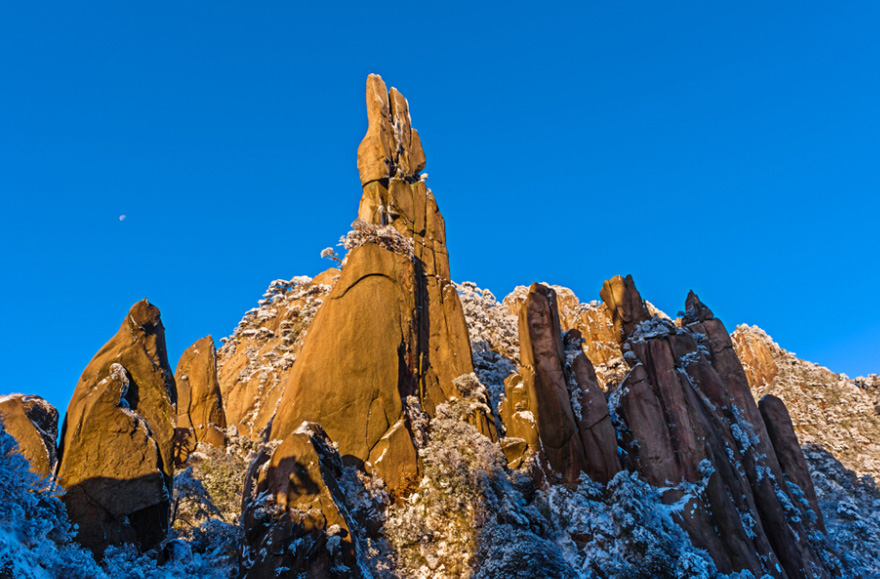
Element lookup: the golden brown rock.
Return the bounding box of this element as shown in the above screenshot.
[173,336,226,465]
[356,74,426,185]
[0,394,58,476]
[270,244,420,490]
[57,299,176,555]
[217,273,337,439]
[599,274,650,343]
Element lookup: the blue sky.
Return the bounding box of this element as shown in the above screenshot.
[1,2,878,416]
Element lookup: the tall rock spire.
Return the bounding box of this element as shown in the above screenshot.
[242,76,493,577]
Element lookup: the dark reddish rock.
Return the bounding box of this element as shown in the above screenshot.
[759,394,825,531]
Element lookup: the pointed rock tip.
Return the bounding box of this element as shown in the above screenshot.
[128,298,161,329]
[684,290,715,322]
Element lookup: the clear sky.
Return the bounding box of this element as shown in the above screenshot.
[2,2,878,417]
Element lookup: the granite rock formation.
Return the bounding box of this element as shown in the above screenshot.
[0,394,59,476]
[174,336,226,465]
[243,75,494,577]
[56,299,177,555]
[500,283,619,484]
[608,280,833,578]
[217,270,340,440]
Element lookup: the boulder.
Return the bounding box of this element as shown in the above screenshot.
[174,336,226,465]
[57,299,176,555]
[0,394,58,476]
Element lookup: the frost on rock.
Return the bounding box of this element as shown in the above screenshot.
[217,275,334,438]
[339,219,415,259]
[454,282,519,421]
[804,443,880,577]
[733,324,880,483]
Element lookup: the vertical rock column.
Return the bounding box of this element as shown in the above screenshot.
[500,283,619,484]
[57,300,177,555]
[174,336,226,466]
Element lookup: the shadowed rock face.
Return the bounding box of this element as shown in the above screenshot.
[607,280,834,578]
[174,336,226,466]
[759,394,825,532]
[240,423,366,579]
[0,394,58,476]
[501,283,619,484]
[57,299,176,555]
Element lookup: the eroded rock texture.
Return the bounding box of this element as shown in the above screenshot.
[174,336,226,465]
[57,299,176,555]
[0,394,58,476]
[607,280,834,578]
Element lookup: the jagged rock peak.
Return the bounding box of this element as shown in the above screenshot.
[357,74,426,186]
[0,394,59,476]
[684,289,715,322]
[57,299,177,555]
[174,335,226,466]
[599,274,651,343]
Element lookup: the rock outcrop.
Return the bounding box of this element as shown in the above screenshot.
[0,394,58,476]
[240,423,367,579]
[174,336,226,465]
[500,283,619,483]
[733,324,880,482]
[57,299,177,555]
[607,280,833,578]
[217,271,339,440]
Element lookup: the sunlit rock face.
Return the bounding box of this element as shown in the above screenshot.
[173,335,226,466]
[0,394,58,476]
[241,75,496,578]
[216,270,339,441]
[57,299,177,555]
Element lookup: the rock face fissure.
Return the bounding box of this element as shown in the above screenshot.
[500,283,620,484]
[56,299,176,555]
